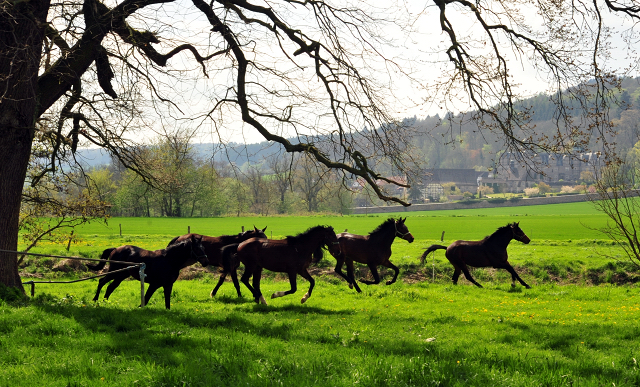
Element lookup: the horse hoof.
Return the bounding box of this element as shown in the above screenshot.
[525,285,532,289]
[386,281,394,285]
[271,291,285,299]
[349,283,353,289]
[301,292,310,304]
[259,295,268,305]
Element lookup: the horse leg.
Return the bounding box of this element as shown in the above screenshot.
[298,269,315,304]
[346,260,361,292]
[334,257,351,285]
[459,264,483,288]
[162,283,174,309]
[252,267,267,305]
[381,261,399,285]
[240,266,257,300]
[102,275,127,300]
[360,264,381,285]
[143,283,161,306]
[92,275,113,301]
[451,266,462,285]
[503,263,531,289]
[210,272,227,298]
[231,268,243,297]
[272,270,298,300]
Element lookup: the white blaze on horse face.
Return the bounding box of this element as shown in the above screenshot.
[301,292,311,304]
[259,295,268,305]
[271,291,286,299]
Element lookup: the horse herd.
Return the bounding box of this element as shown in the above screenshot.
[88,218,532,309]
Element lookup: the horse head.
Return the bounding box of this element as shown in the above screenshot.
[510,222,530,244]
[395,217,414,243]
[190,234,210,266]
[252,225,268,239]
[324,226,342,257]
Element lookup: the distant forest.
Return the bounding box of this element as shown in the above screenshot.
[408,77,640,172]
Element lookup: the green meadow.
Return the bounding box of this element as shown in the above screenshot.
[3,201,640,386]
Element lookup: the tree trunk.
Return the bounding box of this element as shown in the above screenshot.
[0,0,50,290]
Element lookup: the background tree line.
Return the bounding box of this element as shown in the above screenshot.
[411,77,640,172]
[86,135,355,217]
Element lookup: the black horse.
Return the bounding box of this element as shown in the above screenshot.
[222,225,341,305]
[420,222,531,288]
[89,234,209,309]
[330,217,414,293]
[167,226,267,297]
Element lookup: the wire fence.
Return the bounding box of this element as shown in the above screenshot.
[0,249,147,306]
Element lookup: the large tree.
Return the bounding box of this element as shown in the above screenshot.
[1,0,638,290]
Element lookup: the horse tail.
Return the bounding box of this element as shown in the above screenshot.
[87,248,115,271]
[221,243,239,274]
[312,246,324,265]
[167,236,180,247]
[420,244,447,264]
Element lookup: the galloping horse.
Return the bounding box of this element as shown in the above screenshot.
[330,217,414,293]
[420,222,531,288]
[167,226,267,297]
[88,234,209,309]
[222,225,341,305]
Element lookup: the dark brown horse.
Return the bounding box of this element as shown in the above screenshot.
[88,234,209,309]
[420,222,531,288]
[167,226,267,297]
[222,225,341,305]
[330,217,414,293]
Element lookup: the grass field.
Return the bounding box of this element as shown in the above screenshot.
[4,202,640,386]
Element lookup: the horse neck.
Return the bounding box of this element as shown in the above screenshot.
[487,228,513,248]
[370,222,396,247]
[292,229,327,253]
[166,242,194,267]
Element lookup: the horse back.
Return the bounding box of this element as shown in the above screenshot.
[337,233,390,264]
[238,237,309,272]
[446,240,508,268]
[172,233,244,268]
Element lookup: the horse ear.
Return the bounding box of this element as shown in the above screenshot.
[262,226,267,232]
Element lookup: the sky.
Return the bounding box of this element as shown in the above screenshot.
[75,0,640,147]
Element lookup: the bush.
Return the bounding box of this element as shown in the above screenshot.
[487,198,506,204]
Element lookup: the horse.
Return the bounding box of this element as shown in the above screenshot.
[330,217,414,293]
[167,226,267,297]
[222,225,341,305]
[88,234,209,309]
[420,222,531,289]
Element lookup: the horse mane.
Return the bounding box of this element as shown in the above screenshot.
[286,225,330,244]
[368,218,396,238]
[483,223,516,241]
[166,238,192,253]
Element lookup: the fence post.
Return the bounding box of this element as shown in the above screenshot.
[139,263,147,307]
[119,224,122,237]
[188,226,190,234]
[241,226,244,232]
[66,231,74,251]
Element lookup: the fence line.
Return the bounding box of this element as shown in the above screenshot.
[0,249,147,306]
